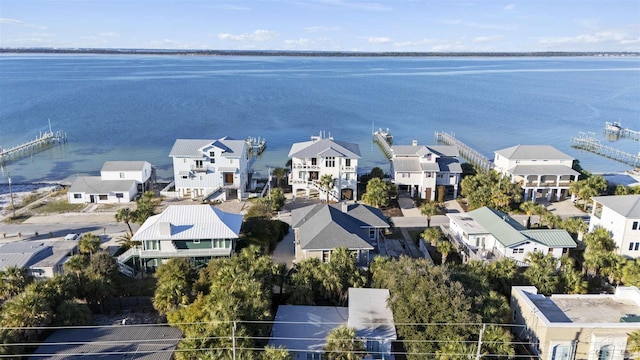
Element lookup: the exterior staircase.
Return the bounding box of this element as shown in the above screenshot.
[116,247,138,277]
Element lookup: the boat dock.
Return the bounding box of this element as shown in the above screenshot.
[0,129,67,164]
[603,121,640,141]
[372,128,393,159]
[571,132,640,167]
[246,136,266,157]
[434,131,492,171]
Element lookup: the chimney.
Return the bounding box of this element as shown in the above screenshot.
[159,222,172,236]
[412,139,418,146]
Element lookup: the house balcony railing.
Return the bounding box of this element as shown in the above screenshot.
[118,246,233,260]
[292,164,321,170]
[341,166,356,172]
[523,180,573,187]
[190,165,210,173]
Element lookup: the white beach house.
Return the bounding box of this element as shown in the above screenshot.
[67,161,154,204]
[390,141,462,200]
[288,133,360,201]
[493,145,579,202]
[169,137,249,201]
[589,194,640,259]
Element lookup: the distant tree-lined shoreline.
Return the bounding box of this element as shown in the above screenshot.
[1,48,638,57]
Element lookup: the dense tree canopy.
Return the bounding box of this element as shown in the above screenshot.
[461,170,522,211]
[362,178,396,208]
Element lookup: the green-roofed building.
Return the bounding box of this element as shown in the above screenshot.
[446,206,576,265]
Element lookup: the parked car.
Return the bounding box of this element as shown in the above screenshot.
[64,233,80,240]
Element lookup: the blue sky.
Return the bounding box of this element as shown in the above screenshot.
[1,0,639,52]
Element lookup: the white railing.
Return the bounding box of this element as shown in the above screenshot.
[118,247,233,259]
[292,164,320,170]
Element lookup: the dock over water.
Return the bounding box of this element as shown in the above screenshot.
[434,131,492,171]
[571,132,640,167]
[372,128,393,159]
[603,122,640,142]
[0,130,67,165]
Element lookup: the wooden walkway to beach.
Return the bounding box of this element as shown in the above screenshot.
[434,131,493,171]
[571,132,640,167]
[0,130,67,164]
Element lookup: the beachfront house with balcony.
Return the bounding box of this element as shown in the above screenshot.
[119,204,243,271]
[589,194,640,259]
[291,202,390,265]
[390,140,462,200]
[511,285,640,360]
[493,145,579,202]
[269,288,397,359]
[445,207,576,265]
[288,133,360,201]
[169,137,248,201]
[67,161,155,204]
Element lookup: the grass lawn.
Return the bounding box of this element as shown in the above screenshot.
[30,199,85,214]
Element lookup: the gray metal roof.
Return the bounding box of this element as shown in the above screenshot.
[347,288,397,340]
[0,240,77,272]
[337,203,390,228]
[68,176,136,194]
[29,325,183,360]
[292,204,375,251]
[495,145,574,160]
[592,194,640,218]
[391,145,427,157]
[269,305,348,354]
[288,138,361,159]
[132,205,243,241]
[508,164,579,176]
[101,161,151,172]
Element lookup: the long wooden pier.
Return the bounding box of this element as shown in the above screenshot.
[603,121,640,142]
[571,132,640,167]
[372,128,393,160]
[0,129,67,164]
[434,131,493,171]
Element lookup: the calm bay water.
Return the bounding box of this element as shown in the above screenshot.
[0,55,639,189]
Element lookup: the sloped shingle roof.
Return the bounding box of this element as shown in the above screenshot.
[592,194,640,218]
[68,176,136,194]
[288,138,361,159]
[495,145,574,161]
[101,161,150,172]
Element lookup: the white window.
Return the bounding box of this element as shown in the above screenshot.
[195,160,203,168]
[598,345,613,360]
[99,195,108,200]
[194,239,200,244]
[119,172,125,178]
[116,193,124,198]
[345,173,350,180]
[551,344,573,360]
[311,158,317,166]
[325,157,335,167]
[369,228,376,239]
[73,193,82,199]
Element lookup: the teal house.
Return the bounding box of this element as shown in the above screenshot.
[119,205,243,271]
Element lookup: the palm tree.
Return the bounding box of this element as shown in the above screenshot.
[272,167,287,188]
[318,174,334,202]
[261,346,292,360]
[436,240,453,265]
[519,201,538,228]
[0,266,31,300]
[324,325,364,360]
[78,233,101,255]
[559,217,587,241]
[629,330,640,354]
[480,325,515,359]
[524,252,560,295]
[115,207,134,235]
[622,259,640,287]
[362,178,391,208]
[420,201,442,227]
[421,227,443,247]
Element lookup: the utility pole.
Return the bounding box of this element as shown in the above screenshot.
[475,323,486,360]
[8,172,15,219]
